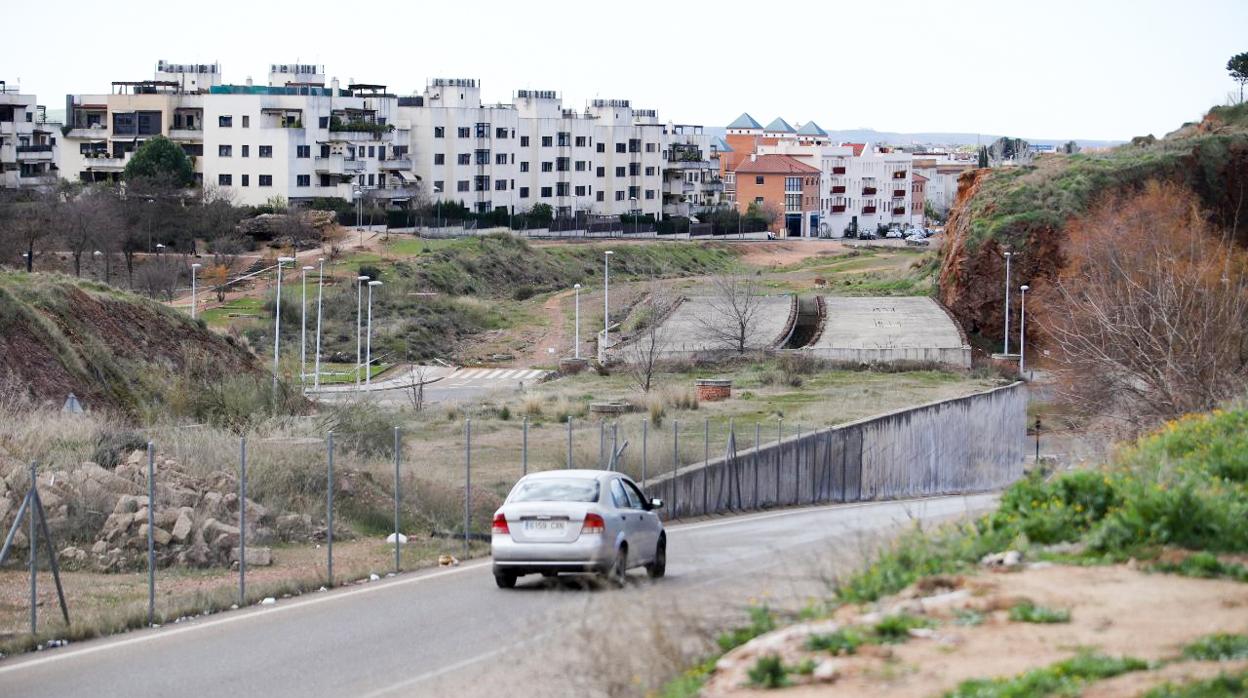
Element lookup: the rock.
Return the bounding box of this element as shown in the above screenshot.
[276,514,313,541]
[369,573,380,581]
[171,511,193,543]
[812,659,840,682]
[260,597,276,606]
[154,509,180,530]
[152,526,172,547]
[59,546,88,563]
[200,492,225,518]
[229,546,272,566]
[91,540,107,555]
[385,532,408,545]
[980,550,1023,570]
[127,450,145,466]
[438,554,459,567]
[113,495,147,514]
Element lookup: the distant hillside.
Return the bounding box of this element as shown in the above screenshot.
[703,126,1120,148]
[936,103,1248,341]
[0,273,265,415]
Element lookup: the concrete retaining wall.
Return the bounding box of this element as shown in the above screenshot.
[649,381,1026,519]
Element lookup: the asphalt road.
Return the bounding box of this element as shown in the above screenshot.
[0,494,996,697]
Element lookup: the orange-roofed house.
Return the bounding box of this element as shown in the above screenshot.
[734,153,821,238]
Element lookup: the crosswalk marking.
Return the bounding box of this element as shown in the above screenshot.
[443,367,548,388]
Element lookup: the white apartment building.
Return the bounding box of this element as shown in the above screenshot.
[661,124,725,219]
[1,82,60,189]
[912,157,973,215]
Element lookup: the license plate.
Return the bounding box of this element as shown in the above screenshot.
[524,520,566,534]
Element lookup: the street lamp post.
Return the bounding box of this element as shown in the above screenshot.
[628,196,638,236]
[573,283,582,359]
[603,250,614,341]
[155,243,165,257]
[300,266,314,386]
[355,275,369,388]
[366,280,383,386]
[433,184,442,229]
[313,257,325,389]
[1019,284,1030,376]
[272,256,295,392]
[190,263,202,319]
[354,186,363,247]
[1003,251,1013,356]
[93,250,103,281]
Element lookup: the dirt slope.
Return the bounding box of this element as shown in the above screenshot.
[0,272,261,413]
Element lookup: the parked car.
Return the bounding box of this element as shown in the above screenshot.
[885,228,905,239]
[905,234,930,246]
[491,470,666,588]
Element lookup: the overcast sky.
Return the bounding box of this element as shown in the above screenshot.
[3,0,1244,142]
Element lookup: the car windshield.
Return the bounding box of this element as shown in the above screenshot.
[508,478,600,503]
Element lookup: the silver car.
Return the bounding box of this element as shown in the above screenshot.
[491,470,666,588]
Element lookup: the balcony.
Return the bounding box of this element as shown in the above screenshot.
[16,144,54,160]
[168,129,203,141]
[665,159,712,170]
[703,179,724,192]
[64,126,109,140]
[892,171,906,179]
[892,189,906,198]
[862,206,877,214]
[831,205,846,213]
[831,185,846,194]
[314,155,365,173]
[832,166,846,175]
[862,187,877,195]
[892,207,907,215]
[84,157,126,171]
[379,157,413,170]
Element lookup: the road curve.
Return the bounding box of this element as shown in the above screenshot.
[0,494,996,697]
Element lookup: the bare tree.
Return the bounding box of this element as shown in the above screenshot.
[0,189,56,272]
[134,257,181,301]
[406,365,430,411]
[1040,181,1248,430]
[622,287,678,393]
[59,187,122,277]
[697,273,766,354]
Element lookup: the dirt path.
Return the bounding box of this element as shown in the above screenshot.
[519,289,575,367]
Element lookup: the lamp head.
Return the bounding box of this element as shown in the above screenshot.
[278,256,296,263]
[1020,284,1030,291]
[192,263,202,269]
[604,250,614,256]
[357,275,370,281]
[368,280,383,287]
[302,266,314,271]
[574,283,581,289]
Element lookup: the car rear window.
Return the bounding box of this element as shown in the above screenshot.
[509,478,600,503]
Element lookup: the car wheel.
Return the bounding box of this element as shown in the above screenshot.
[646,537,666,579]
[604,545,628,588]
[494,572,517,589]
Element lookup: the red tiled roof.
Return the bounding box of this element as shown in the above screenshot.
[846,143,867,156]
[912,172,929,182]
[734,154,819,174]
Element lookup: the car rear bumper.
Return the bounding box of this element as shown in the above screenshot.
[491,533,613,575]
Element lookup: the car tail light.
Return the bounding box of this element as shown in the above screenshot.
[492,513,509,535]
[581,513,605,535]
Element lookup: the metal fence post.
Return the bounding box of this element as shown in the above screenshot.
[611,422,619,471]
[393,426,401,574]
[29,462,36,635]
[239,436,247,606]
[754,423,761,510]
[146,442,155,626]
[464,419,472,559]
[703,418,709,516]
[776,418,783,505]
[795,424,802,505]
[672,420,679,518]
[599,421,606,468]
[522,416,529,476]
[642,420,648,490]
[567,418,573,469]
[327,431,334,587]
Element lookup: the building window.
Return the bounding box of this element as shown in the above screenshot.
[755,175,764,185]
[434,126,445,138]
[556,182,570,196]
[596,166,605,177]
[755,196,764,205]
[520,161,530,172]
[541,135,552,147]
[628,185,640,199]
[218,145,232,157]
[785,176,801,191]
[556,157,569,171]
[575,185,586,196]
[495,179,507,191]
[596,143,605,153]
[614,166,625,177]
[457,127,470,138]
[541,162,553,172]
[615,143,626,154]
[296,145,310,158]
[259,175,272,187]
[629,163,640,176]
[434,153,445,165]
[297,174,310,187]
[219,116,232,127]
[433,180,444,193]
[645,143,655,152]
[644,166,655,176]
[367,146,375,158]
[645,189,655,200]
[458,154,470,165]
[520,135,529,146]
[367,174,375,186]
[218,174,232,185]
[495,127,508,139]
[596,191,605,202]
[629,139,641,153]
[319,116,330,129]
[475,176,488,191]
[614,191,625,201]
[241,175,249,187]
[259,145,273,158]
[495,153,507,165]
[575,160,587,172]
[540,186,552,198]
[241,145,250,158]
[457,180,470,192]
[519,187,530,198]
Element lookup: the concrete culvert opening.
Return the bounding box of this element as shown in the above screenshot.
[785,296,825,349]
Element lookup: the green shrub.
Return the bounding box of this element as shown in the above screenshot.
[991,470,1120,545]
[946,653,1148,698]
[358,264,382,281]
[806,627,866,655]
[1153,552,1248,582]
[716,606,775,652]
[873,613,932,643]
[746,655,789,689]
[1181,633,1248,661]
[91,428,148,468]
[322,402,398,457]
[1008,601,1071,624]
[1144,672,1248,698]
